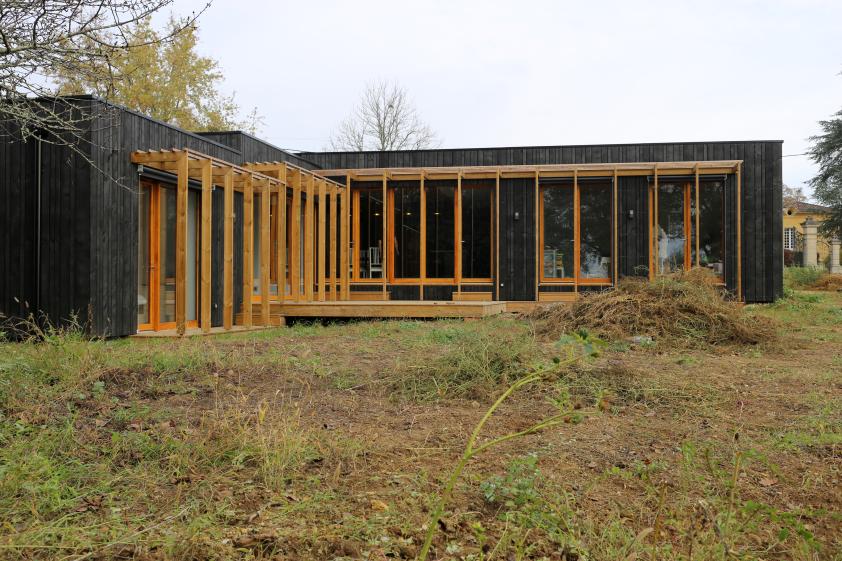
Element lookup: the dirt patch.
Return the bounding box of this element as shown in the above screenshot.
[523,269,777,346]
[811,273,842,291]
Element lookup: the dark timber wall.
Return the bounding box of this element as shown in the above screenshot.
[300,142,784,303]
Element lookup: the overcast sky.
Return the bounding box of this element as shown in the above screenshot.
[170,0,841,197]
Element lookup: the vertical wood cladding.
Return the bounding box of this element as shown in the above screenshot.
[617,176,649,277]
[498,178,536,301]
[300,142,783,302]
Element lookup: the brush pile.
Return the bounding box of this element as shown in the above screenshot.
[810,274,842,292]
[523,269,776,346]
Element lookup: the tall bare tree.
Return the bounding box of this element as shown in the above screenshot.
[330,81,439,151]
[0,0,208,144]
[782,184,807,208]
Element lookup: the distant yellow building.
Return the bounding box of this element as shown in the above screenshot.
[783,201,832,266]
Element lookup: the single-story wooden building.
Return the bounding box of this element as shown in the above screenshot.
[0,97,783,337]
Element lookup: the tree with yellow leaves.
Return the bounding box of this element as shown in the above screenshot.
[54,18,261,133]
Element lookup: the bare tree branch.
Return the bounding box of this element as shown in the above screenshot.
[329,80,439,151]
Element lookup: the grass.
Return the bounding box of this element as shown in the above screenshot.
[0,291,841,559]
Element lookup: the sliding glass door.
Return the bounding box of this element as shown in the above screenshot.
[137,181,199,331]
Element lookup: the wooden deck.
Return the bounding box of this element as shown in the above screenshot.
[247,299,507,319]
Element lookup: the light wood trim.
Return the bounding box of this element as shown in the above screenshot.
[277,164,287,302]
[456,173,463,289]
[533,171,539,298]
[200,159,212,333]
[419,174,426,300]
[260,181,271,325]
[242,175,254,327]
[329,185,337,301]
[736,162,742,301]
[573,170,580,294]
[290,170,301,302]
[613,167,619,284]
[695,165,701,267]
[304,174,315,301]
[175,151,188,336]
[382,174,388,296]
[223,169,234,329]
[340,176,350,299]
[318,178,327,301]
[495,172,500,299]
[538,291,577,303]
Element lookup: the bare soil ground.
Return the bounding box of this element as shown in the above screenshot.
[1,289,840,560]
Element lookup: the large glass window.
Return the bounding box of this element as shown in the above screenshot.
[391,185,421,279]
[656,183,687,274]
[138,185,151,327]
[697,180,725,277]
[355,188,384,279]
[578,182,612,280]
[426,183,455,279]
[159,188,177,324]
[462,187,493,279]
[541,184,575,280]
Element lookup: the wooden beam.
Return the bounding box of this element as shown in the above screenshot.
[318,178,327,302]
[304,174,315,301]
[329,185,337,301]
[175,151,189,336]
[495,171,500,300]
[291,169,301,302]
[260,181,271,325]
[736,162,742,301]
[613,167,619,284]
[695,164,700,268]
[419,174,426,301]
[340,176,350,300]
[200,159,212,333]
[242,175,254,327]
[456,173,463,289]
[277,164,287,302]
[223,169,234,329]
[382,174,388,297]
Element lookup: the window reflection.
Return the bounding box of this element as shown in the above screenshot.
[579,182,612,279]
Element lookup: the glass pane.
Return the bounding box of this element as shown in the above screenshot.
[542,185,575,279]
[698,181,724,277]
[137,187,150,327]
[358,189,384,279]
[462,187,492,279]
[426,184,455,279]
[579,182,612,279]
[657,183,686,274]
[392,186,421,278]
[159,188,177,323]
[187,190,198,321]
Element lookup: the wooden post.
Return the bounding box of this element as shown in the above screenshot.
[652,165,659,280]
[242,175,254,327]
[175,151,189,336]
[736,162,742,301]
[340,178,350,300]
[304,174,315,301]
[260,180,271,326]
[291,170,301,302]
[200,159,212,333]
[456,172,463,291]
[223,169,234,329]
[533,171,538,301]
[318,178,327,301]
[613,167,619,285]
[695,164,700,268]
[419,174,426,301]
[278,164,287,302]
[495,171,500,301]
[329,185,337,301]
[381,173,388,297]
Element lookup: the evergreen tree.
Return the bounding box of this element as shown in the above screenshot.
[809,105,842,237]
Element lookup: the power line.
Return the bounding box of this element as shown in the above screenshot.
[782,152,808,157]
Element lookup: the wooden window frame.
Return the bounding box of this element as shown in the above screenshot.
[137,180,200,332]
[539,180,613,286]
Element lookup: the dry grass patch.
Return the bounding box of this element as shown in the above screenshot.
[524,269,777,347]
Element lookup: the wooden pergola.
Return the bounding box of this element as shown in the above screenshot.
[131,149,349,335]
[316,160,743,302]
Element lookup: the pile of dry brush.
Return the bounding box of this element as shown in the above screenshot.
[523,269,776,346]
[810,274,842,292]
